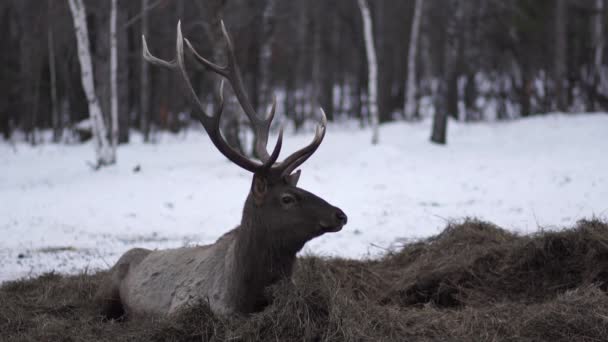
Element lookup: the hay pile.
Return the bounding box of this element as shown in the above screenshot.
[2,219,608,341]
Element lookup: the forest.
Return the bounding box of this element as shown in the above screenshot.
[1,0,606,155]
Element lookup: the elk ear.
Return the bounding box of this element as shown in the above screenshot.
[252,175,268,203]
[285,170,301,186]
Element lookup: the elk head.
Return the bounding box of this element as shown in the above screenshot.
[143,21,346,251]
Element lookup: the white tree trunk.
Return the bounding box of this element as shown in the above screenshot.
[358,0,379,145]
[110,0,118,157]
[140,0,150,142]
[404,0,423,120]
[68,0,114,167]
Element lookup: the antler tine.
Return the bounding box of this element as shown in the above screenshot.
[252,96,277,161]
[147,21,268,173]
[184,38,228,77]
[275,108,327,176]
[211,80,280,169]
[145,21,284,172]
[142,35,177,69]
[184,20,275,162]
[212,80,226,131]
[265,126,284,168]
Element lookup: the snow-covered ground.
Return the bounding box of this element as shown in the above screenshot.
[1,114,607,282]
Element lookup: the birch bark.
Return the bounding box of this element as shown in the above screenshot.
[68,0,114,167]
[110,0,118,157]
[140,0,150,142]
[404,0,423,120]
[358,0,379,144]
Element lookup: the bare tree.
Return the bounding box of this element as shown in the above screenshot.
[592,0,605,111]
[358,0,379,144]
[48,0,60,143]
[140,0,150,142]
[404,0,423,120]
[259,0,275,109]
[68,0,114,167]
[554,0,568,112]
[110,0,118,155]
[430,0,457,145]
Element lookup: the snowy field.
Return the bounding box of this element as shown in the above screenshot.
[1,113,607,282]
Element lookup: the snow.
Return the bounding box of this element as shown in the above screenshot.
[1,113,607,282]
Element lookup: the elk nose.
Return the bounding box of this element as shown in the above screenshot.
[335,209,348,225]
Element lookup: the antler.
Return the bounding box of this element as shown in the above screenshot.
[272,109,327,177]
[143,20,326,177]
[184,21,277,162]
[143,21,282,173]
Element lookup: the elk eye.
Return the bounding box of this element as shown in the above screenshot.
[281,194,296,205]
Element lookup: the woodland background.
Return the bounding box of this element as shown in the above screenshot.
[1,0,606,151]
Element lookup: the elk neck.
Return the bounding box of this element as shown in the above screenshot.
[227,195,304,313]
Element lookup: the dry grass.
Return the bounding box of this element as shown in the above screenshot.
[2,219,608,341]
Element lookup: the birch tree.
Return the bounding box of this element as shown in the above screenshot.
[592,0,605,110]
[404,0,423,120]
[140,0,150,142]
[358,0,379,145]
[110,0,118,154]
[68,0,114,167]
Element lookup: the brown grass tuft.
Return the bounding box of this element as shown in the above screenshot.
[2,219,608,341]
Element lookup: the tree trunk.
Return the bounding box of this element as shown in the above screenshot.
[293,0,308,132]
[446,71,458,119]
[592,0,605,111]
[93,1,110,138]
[117,3,129,143]
[68,0,114,167]
[48,6,60,143]
[355,59,365,128]
[554,0,568,112]
[320,28,335,123]
[285,69,296,129]
[358,0,379,145]
[404,0,423,120]
[259,0,275,111]
[464,72,477,120]
[430,1,454,145]
[318,11,338,122]
[110,0,118,155]
[432,79,449,144]
[310,12,322,122]
[430,102,448,144]
[375,1,392,124]
[140,0,150,142]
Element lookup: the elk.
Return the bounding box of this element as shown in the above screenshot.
[95,21,347,318]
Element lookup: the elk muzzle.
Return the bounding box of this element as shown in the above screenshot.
[320,207,348,233]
